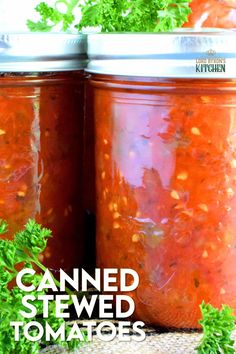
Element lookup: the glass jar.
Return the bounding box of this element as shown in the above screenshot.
[87,31,236,328]
[0,33,87,272]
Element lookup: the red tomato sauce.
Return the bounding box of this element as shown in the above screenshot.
[185,0,236,28]
[0,72,85,272]
[90,75,236,328]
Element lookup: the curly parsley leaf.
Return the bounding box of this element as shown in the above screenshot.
[0,220,84,354]
[27,1,79,32]
[27,0,192,33]
[197,301,236,354]
[14,219,51,259]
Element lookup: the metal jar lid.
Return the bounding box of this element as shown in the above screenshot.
[0,33,87,72]
[86,30,236,78]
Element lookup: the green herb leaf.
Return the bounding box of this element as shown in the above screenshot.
[27,0,192,33]
[14,219,51,259]
[27,1,79,32]
[0,220,84,353]
[197,301,236,354]
[0,220,7,235]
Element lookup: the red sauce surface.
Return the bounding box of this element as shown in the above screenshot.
[0,72,84,272]
[185,0,236,28]
[90,75,236,328]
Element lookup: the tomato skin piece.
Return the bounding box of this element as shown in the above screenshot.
[91,76,236,328]
[184,0,236,28]
[0,72,85,272]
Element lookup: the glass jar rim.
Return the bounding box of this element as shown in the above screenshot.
[0,32,87,72]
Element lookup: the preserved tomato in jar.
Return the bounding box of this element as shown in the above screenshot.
[87,31,236,328]
[185,0,236,28]
[0,33,87,271]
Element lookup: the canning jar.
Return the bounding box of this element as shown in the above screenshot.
[87,31,236,328]
[0,33,86,272]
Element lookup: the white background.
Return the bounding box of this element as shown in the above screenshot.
[0,0,63,32]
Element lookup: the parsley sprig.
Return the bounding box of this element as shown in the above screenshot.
[0,219,85,354]
[197,301,236,354]
[27,0,80,32]
[27,0,192,33]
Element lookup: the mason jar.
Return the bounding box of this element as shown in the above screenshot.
[0,33,87,272]
[86,31,236,328]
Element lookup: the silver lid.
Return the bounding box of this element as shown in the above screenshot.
[87,30,236,78]
[0,33,87,72]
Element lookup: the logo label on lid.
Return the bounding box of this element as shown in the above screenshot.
[196,49,226,73]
